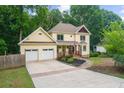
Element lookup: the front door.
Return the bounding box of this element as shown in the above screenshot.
[68,46,74,55]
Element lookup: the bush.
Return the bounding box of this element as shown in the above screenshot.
[61,57,67,62]
[106,52,115,57]
[67,57,75,63]
[58,55,75,64]
[90,52,99,57]
[113,54,124,66]
[65,55,73,59]
[99,53,108,57]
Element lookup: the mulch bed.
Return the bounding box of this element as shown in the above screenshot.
[72,59,86,66]
[59,59,86,67]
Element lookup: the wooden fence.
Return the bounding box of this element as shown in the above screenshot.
[0,54,25,70]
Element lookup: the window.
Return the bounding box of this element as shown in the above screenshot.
[80,35,85,41]
[43,49,48,51]
[83,46,86,51]
[57,34,64,41]
[49,49,53,51]
[32,49,38,51]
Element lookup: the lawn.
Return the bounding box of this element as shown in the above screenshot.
[0,67,34,88]
[88,57,124,79]
[89,57,114,66]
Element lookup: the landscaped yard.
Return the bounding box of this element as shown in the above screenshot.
[58,56,86,66]
[0,67,34,88]
[88,57,124,79]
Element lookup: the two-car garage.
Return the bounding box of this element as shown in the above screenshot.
[25,48,55,62]
[19,27,57,62]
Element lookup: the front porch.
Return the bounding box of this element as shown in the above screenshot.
[57,45,82,58]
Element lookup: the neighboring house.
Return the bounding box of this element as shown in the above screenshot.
[94,45,106,53]
[19,22,90,62]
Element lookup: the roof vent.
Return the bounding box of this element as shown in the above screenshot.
[39,33,42,35]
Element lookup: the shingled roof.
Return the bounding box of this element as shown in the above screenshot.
[48,22,77,33]
[48,22,90,34]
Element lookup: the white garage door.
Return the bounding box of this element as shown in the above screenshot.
[41,49,54,60]
[25,49,38,62]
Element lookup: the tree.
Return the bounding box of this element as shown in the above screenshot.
[48,9,63,29]
[101,9,122,29]
[0,39,7,55]
[69,5,122,50]
[102,22,124,55]
[62,11,78,26]
[32,6,50,31]
[102,22,124,66]
[0,6,32,54]
[70,6,104,50]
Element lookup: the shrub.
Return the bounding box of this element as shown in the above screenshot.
[90,52,99,57]
[65,55,73,59]
[113,54,124,66]
[61,57,67,62]
[99,53,108,57]
[67,57,75,63]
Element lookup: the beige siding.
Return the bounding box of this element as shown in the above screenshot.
[75,34,80,42]
[50,33,57,41]
[51,33,75,41]
[51,32,90,56]
[64,34,75,41]
[81,35,90,56]
[25,29,53,42]
[20,44,57,60]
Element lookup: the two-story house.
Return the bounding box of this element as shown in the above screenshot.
[19,22,90,62]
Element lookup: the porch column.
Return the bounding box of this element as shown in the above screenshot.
[73,45,76,55]
[74,45,78,55]
[76,45,78,51]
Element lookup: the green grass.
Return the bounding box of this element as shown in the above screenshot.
[90,57,102,65]
[0,67,34,88]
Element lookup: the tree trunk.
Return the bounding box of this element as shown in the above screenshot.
[19,5,23,41]
[19,28,22,41]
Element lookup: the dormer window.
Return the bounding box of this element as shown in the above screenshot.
[57,34,64,41]
[80,35,85,41]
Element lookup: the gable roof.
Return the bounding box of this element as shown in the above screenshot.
[48,22,91,34]
[18,27,57,45]
[48,22,77,33]
[75,25,91,34]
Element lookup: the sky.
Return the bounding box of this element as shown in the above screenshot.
[100,5,124,20]
[57,5,124,20]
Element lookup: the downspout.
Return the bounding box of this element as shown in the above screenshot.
[74,33,76,55]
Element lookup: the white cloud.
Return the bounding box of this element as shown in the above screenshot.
[58,5,70,12]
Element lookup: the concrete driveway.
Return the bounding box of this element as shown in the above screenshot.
[26,60,124,88]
